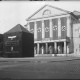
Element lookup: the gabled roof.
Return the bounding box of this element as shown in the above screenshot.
[27,5,71,21]
[4,24,30,34]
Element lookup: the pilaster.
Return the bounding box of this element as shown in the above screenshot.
[34,22,37,40]
[37,43,39,54]
[58,18,61,38]
[64,41,67,54]
[50,19,53,39]
[67,16,71,38]
[42,20,45,39]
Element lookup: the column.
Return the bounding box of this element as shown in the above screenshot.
[50,19,53,39]
[58,18,61,39]
[58,45,59,54]
[41,45,44,54]
[34,47,36,56]
[42,20,45,39]
[66,16,71,54]
[54,42,57,54]
[46,43,48,54]
[34,22,37,41]
[67,16,71,38]
[34,22,36,40]
[37,43,39,54]
[64,41,67,54]
[67,44,69,54]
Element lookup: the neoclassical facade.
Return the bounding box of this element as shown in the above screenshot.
[26,5,80,56]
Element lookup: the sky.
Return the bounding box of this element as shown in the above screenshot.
[0,1,80,34]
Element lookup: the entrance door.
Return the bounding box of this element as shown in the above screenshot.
[49,45,53,54]
[41,46,44,54]
[40,43,45,54]
[57,42,64,54]
[48,43,54,54]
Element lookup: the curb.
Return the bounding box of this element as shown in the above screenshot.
[0,57,80,63]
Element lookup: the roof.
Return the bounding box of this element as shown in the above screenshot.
[73,11,80,16]
[27,5,71,21]
[72,11,80,18]
[4,24,30,34]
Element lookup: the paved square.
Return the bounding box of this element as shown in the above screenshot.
[0,57,80,79]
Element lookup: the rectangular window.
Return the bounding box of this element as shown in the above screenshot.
[61,17,67,39]
[36,21,42,41]
[52,18,58,40]
[44,20,50,38]
[29,22,34,33]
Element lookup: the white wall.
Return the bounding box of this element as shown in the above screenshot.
[73,23,80,54]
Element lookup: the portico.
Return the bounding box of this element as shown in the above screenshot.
[34,39,68,56]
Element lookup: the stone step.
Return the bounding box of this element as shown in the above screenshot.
[35,54,67,57]
[35,54,54,57]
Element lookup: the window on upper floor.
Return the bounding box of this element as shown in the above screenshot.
[43,9,51,16]
[29,22,34,34]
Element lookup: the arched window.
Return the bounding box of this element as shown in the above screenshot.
[43,9,51,16]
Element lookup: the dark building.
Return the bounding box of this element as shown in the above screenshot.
[0,34,3,57]
[3,24,34,57]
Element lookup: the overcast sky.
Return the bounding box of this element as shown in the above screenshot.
[0,1,80,34]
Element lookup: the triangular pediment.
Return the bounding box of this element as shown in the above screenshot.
[27,5,70,21]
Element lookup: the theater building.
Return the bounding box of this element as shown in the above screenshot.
[26,5,80,56]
